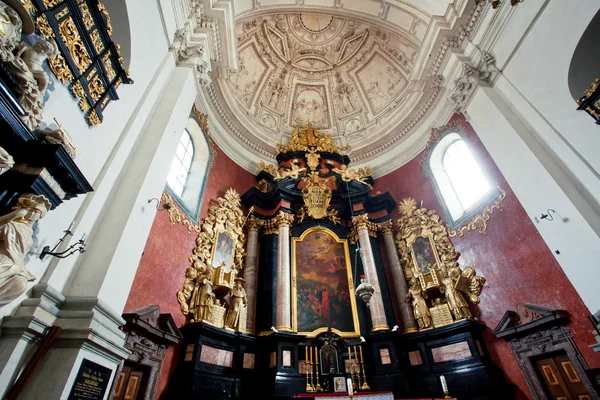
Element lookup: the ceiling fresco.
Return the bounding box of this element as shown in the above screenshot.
[199,2,484,175]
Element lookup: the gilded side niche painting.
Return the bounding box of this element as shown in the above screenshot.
[212,230,235,271]
[292,227,360,338]
[410,235,441,272]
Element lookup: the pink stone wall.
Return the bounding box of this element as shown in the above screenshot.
[373,113,600,399]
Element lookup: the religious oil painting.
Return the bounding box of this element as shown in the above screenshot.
[292,227,360,337]
[410,235,439,272]
[212,230,235,271]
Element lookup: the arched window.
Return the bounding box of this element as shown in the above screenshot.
[167,130,194,197]
[165,117,213,222]
[428,131,496,227]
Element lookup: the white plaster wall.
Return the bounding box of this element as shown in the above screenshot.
[467,87,600,313]
[0,0,170,318]
[489,0,600,217]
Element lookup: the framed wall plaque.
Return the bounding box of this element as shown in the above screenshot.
[67,358,112,400]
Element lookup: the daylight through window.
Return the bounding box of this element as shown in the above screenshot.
[167,130,194,197]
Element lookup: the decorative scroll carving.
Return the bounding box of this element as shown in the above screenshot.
[161,191,201,233]
[448,186,506,238]
[258,161,277,177]
[395,198,486,330]
[178,189,247,333]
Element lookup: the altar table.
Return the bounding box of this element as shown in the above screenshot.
[295,392,394,400]
[295,393,453,400]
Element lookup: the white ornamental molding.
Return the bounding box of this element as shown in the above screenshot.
[448,52,499,113]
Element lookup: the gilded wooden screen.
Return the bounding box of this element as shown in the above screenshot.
[24,0,132,126]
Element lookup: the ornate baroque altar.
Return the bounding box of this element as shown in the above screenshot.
[168,125,513,400]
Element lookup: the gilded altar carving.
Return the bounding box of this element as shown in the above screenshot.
[395,198,486,330]
[448,186,506,238]
[300,172,332,220]
[306,148,320,171]
[332,165,372,185]
[97,2,112,35]
[59,17,90,73]
[278,123,350,155]
[177,189,248,333]
[161,191,201,233]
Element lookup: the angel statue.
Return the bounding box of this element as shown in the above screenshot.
[406,277,432,329]
[0,194,50,305]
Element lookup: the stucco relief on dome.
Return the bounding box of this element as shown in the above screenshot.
[225,13,420,143]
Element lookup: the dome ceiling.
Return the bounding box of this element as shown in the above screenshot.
[202,7,456,173]
[230,13,419,135]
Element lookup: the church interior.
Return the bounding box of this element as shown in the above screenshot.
[0,0,600,399]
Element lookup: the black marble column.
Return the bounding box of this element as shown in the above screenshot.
[256,233,278,333]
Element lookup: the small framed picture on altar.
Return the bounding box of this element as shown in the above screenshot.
[333,376,346,393]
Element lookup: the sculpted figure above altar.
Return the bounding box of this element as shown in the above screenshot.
[7,37,58,130]
[0,194,50,305]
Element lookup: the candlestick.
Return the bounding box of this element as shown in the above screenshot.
[440,375,451,398]
[360,347,370,391]
[315,347,323,392]
[353,345,361,388]
[305,346,308,363]
[347,377,353,395]
[305,359,314,392]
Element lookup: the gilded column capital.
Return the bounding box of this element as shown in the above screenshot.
[378,220,394,235]
[247,215,262,232]
[262,218,278,235]
[274,211,294,228]
[351,213,370,230]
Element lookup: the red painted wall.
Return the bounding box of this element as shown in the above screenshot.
[373,114,600,399]
[124,142,256,398]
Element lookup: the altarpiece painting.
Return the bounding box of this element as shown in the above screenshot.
[292,227,359,337]
[212,230,235,270]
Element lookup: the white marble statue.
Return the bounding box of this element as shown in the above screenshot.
[0,146,14,175]
[0,193,50,305]
[0,0,24,62]
[8,37,58,130]
[36,126,77,159]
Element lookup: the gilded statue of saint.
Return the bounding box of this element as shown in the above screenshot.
[406,277,432,329]
[224,277,247,331]
[177,267,197,315]
[190,259,215,322]
[443,268,472,320]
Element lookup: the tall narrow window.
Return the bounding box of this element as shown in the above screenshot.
[164,117,213,223]
[428,132,496,226]
[167,130,194,197]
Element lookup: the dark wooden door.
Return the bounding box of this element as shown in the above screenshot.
[536,354,592,400]
[114,366,144,400]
